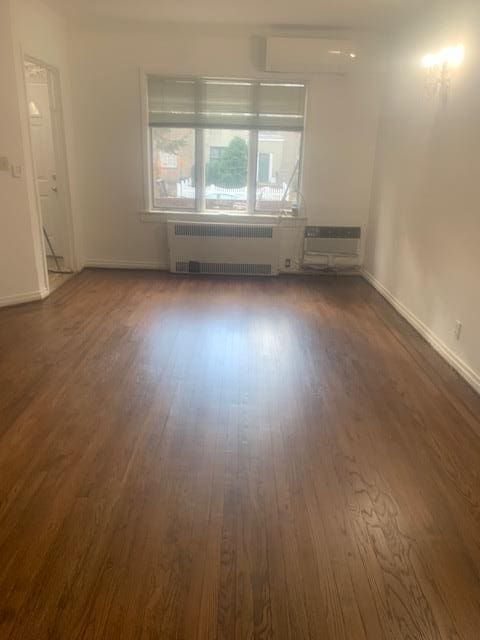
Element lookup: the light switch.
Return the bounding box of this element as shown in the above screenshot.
[0,156,9,172]
[11,164,23,178]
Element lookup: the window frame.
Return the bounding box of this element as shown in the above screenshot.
[144,74,306,215]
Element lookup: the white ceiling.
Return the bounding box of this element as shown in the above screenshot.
[42,0,430,31]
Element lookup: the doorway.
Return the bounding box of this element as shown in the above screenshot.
[24,59,74,292]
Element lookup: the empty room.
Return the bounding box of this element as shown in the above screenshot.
[1,0,480,637]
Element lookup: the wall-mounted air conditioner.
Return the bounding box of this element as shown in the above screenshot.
[304,226,361,259]
[265,37,356,74]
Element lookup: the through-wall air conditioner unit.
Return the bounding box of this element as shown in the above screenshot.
[265,37,356,74]
[167,221,279,276]
[304,226,361,258]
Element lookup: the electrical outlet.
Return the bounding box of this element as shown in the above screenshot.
[285,258,291,268]
[0,156,9,172]
[11,164,23,178]
[455,321,462,340]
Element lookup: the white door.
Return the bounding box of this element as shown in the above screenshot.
[26,65,66,259]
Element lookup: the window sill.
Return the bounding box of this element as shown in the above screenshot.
[139,210,307,224]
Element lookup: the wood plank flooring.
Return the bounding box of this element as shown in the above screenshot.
[1,269,480,640]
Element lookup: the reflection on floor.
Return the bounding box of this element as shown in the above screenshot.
[46,255,74,292]
[48,271,73,292]
[1,269,480,639]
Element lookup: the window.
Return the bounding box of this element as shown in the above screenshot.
[256,131,302,212]
[151,128,195,209]
[257,152,272,184]
[210,146,226,161]
[147,76,306,212]
[205,130,248,211]
[160,152,177,169]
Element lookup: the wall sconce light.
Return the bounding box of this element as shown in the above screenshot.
[422,44,465,105]
[28,100,41,117]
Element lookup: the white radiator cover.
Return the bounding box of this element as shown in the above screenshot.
[167,221,280,276]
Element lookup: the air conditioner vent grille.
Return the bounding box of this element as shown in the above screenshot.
[305,226,361,239]
[174,223,273,239]
[176,261,272,276]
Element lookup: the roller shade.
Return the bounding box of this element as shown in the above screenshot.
[147,76,306,130]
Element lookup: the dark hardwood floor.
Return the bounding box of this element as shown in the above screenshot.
[1,269,480,639]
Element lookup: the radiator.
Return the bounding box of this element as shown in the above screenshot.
[167,221,279,276]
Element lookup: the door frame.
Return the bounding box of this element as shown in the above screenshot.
[23,54,77,287]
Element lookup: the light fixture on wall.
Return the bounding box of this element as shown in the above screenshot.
[28,100,41,117]
[422,44,465,105]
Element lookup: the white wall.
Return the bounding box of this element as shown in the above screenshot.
[0,0,46,306]
[69,23,384,268]
[364,4,480,392]
[0,0,79,307]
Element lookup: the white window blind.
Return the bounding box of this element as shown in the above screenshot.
[147,76,306,130]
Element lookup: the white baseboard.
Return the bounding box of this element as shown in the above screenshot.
[362,269,480,395]
[83,259,169,271]
[0,287,49,309]
[83,260,362,276]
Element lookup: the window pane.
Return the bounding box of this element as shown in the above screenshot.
[152,128,195,209]
[255,131,301,212]
[204,129,248,211]
[258,152,271,183]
